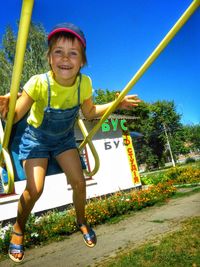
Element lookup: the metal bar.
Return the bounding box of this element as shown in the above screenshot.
[78,119,100,176]
[0,0,34,193]
[1,148,15,193]
[79,0,199,151]
[2,0,35,149]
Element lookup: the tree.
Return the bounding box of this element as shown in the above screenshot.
[0,49,13,95]
[0,22,48,95]
[128,102,159,169]
[125,100,185,169]
[183,124,200,152]
[22,23,49,84]
[94,89,116,104]
[149,100,185,165]
[94,89,187,169]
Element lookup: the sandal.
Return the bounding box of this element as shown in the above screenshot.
[8,231,24,263]
[78,223,97,248]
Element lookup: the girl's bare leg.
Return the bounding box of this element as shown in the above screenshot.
[56,149,86,224]
[10,158,48,260]
[56,149,96,246]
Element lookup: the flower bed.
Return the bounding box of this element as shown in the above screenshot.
[0,182,176,255]
[141,163,200,186]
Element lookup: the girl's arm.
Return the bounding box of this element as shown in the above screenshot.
[0,91,33,123]
[14,90,33,123]
[81,93,141,120]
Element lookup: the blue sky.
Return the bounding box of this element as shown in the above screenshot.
[0,0,199,125]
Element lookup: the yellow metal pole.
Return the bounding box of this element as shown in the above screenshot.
[79,0,199,151]
[2,0,34,149]
[0,0,34,193]
[78,118,100,176]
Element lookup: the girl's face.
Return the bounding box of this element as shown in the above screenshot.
[49,37,84,86]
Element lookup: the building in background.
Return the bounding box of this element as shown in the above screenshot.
[0,115,141,221]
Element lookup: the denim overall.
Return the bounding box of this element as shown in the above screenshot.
[19,73,84,168]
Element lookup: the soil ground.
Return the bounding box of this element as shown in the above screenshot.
[0,188,200,267]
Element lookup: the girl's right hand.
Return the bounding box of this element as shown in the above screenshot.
[0,93,22,120]
[0,93,10,120]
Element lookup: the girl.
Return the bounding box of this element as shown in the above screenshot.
[0,22,141,263]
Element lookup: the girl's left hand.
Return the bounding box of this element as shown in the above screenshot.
[116,92,141,110]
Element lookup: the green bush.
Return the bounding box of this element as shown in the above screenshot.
[141,163,200,186]
[185,157,196,164]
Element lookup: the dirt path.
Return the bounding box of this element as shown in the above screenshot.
[1,190,200,267]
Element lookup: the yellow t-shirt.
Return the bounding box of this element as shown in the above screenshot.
[24,71,92,128]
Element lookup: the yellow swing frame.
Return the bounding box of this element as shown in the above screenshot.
[0,0,199,193]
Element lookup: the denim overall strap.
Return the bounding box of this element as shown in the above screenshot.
[45,73,82,107]
[77,74,81,106]
[45,73,51,107]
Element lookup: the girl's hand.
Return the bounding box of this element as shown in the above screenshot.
[0,93,22,120]
[0,94,10,119]
[116,92,141,110]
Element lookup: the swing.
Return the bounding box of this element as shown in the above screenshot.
[0,0,199,194]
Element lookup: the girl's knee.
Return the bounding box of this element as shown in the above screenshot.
[71,178,86,191]
[24,187,44,202]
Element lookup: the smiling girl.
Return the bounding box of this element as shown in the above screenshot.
[0,22,141,263]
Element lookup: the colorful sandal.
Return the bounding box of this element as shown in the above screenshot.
[8,231,24,263]
[78,224,97,248]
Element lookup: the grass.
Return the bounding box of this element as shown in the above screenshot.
[102,216,200,267]
[141,161,200,186]
[172,186,200,199]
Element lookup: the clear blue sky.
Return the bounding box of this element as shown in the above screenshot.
[0,0,199,125]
